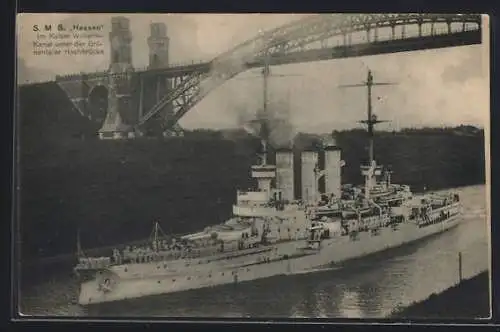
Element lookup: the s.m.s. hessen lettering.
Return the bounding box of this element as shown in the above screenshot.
[33,24,66,32]
[72,24,104,31]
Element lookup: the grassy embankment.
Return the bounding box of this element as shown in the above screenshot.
[391,271,490,319]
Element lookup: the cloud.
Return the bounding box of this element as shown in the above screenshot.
[441,48,484,83]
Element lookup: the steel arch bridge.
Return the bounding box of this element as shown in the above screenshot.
[135,13,482,134]
[48,13,482,136]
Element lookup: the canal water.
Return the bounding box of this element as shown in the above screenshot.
[18,185,489,319]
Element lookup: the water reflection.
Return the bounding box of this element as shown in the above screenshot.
[338,290,363,318]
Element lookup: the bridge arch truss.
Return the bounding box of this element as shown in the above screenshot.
[49,14,480,134]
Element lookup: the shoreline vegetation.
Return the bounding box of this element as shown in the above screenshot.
[18,83,486,262]
[390,270,490,319]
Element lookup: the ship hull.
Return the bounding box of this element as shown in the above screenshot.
[78,215,460,306]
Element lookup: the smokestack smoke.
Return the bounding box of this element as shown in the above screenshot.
[236,97,297,149]
[197,15,323,120]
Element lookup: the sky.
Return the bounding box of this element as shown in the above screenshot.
[16,14,489,132]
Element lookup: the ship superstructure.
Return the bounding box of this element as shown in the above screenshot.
[74,69,462,306]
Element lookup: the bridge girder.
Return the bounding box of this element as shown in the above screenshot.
[130,13,481,78]
[136,13,482,131]
[256,13,482,57]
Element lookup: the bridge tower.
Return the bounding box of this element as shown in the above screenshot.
[148,23,169,69]
[109,16,134,72]
[99,16,135,140]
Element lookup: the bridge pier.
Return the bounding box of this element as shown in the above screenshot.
[98,73,134,140]
[98,17,135,140]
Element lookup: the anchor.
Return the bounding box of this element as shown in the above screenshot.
[97,277,113,293]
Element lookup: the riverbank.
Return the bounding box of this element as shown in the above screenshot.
[391,270,490,319]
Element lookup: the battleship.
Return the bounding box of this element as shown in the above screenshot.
[73,68,463,306]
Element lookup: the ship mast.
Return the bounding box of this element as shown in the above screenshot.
[76,228,85,259]
[154,222,158,247]
[242,52,304,200]
[339,69,394,164]
[339,69,395,199]
[260,51,271,165]
[150,221,163,252]
[238,51,300,166]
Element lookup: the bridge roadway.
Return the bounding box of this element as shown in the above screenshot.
[136,30,481,79]
[49,29,480,83]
